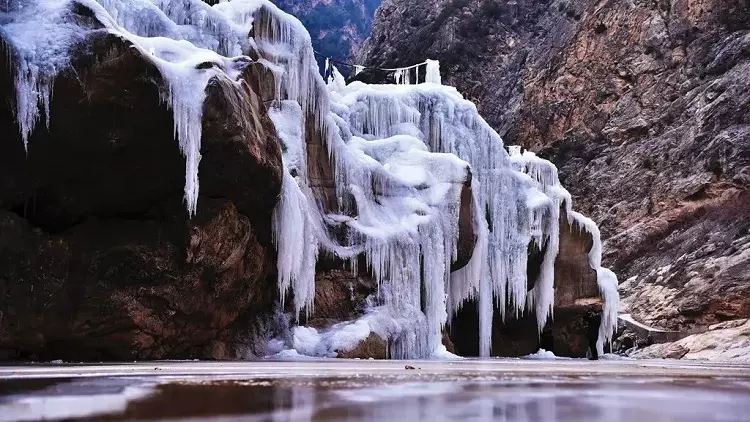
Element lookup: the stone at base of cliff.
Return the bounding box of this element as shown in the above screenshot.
[628,319,750,361]
[336,333,388,359]
[333,329,456,359]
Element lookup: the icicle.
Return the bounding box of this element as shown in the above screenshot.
[248,1,616,358]
[13,61,53,152]
[331,83,619,356]
[531,198,560,333]
[272,169,319,318]
[2,0,73,153]
[394,68,403,85]
[568,211,621,354]
[425,59,441,85]
[596,267,620,355]
[326,64,347,93]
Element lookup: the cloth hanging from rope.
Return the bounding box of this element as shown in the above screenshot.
[315,50,442,85]
[315,50,426,72]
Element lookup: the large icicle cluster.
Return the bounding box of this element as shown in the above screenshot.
[248,2,619,357]
[323,81,619,357]
[1,0,619,359]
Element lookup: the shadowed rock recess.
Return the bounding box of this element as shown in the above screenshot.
[360,0,750,356]
[1,0,618,360]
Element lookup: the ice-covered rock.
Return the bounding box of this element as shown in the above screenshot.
[0,0,284,361]
[1,0,619,360]
[360,0,750,346]
[249,1,619,357]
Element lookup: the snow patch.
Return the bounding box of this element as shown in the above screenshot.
[522,349,560,360]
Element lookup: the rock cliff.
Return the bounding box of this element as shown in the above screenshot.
[0,27,284,360]
[274,0,382,61]
[360,0,750,350]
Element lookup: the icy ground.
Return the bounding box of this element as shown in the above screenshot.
[1,360,750,421]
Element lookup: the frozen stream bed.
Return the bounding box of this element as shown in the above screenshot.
[1,359,750,421]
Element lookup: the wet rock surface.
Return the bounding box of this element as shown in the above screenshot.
[307,267,377,329]
[360,0,750,336]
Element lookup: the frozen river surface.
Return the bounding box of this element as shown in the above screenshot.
[1,359,750,421]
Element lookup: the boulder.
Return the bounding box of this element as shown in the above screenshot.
[336,333,388,359]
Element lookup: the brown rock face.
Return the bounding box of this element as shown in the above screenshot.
[0,29,283,360]
[361,0,750,333]
[453,179,478,271]
[336,333,388,359]
[617,190,750,331]
[307,265,378,329]
[554,216,600,307]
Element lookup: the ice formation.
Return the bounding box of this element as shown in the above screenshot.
[360,59,443,86]
[281,302,446,359]
[1,0,619,359]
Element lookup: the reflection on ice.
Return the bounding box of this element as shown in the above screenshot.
[333,382,460,403]
[0,378,153,422]
[268,380,750,422]
[1,360,750,422]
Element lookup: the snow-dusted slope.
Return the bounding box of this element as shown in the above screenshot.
[1,0,618,359]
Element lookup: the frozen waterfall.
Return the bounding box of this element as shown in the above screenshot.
[1,0,619,359]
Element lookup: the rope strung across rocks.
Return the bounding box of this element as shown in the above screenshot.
[313,50,431,72]
[315,50,442,86]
